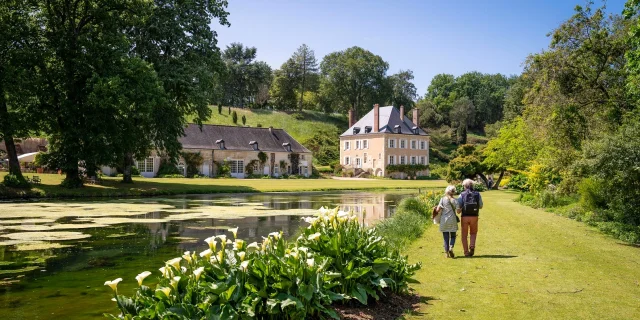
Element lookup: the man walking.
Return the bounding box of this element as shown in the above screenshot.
[457,179,483,257]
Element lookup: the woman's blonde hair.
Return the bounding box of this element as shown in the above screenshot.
[445,185,456,197]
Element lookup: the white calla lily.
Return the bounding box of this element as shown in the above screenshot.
[229,227,239,238]
[237,251,246,261]
[135,271,152,286]
[217,234,227,242]
[204,236,217,250]
[199,249,213,259]
[240,260,250,271]
[170,276,180,290]
[233,239,245,250]
[182,251,192,263]
[166,257,182,269]
[156,287,171,298]
[247,242,259,250]
[104,278,122,292]
[159,266,172,278]
[193,267,205,281]
[308,232,321,241]
[306,258,315,267]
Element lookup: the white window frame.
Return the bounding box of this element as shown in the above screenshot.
[344,157,350,165]
[411,140,416,149]
[363,139,368,149]
[355,157,362,167]
[410,156,416,165]
[388,139,396,148]
[420,156,426,165]
[356,140,361,150]
[363,153,368,164]
[345,141,350,150]
[400,139,406,149]
[137,157,155,173]
[388,155,395,165]
[420,140,426,150]
[400,156,406,165]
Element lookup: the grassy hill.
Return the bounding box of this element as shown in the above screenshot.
[200,107,348,143]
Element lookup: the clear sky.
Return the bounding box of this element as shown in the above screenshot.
[212,0,625,96]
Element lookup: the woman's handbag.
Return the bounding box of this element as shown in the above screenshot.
[431,206,441,224]
[447,199,461,223]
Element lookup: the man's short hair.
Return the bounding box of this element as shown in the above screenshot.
[463,179,474,190]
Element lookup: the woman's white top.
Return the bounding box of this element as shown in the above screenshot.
[438,196,459,232]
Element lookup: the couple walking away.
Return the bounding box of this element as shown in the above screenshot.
[432,179,483,258]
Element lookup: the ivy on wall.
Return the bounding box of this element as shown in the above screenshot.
[386,164,429,177]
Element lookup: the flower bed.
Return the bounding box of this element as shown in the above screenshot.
[104,208,421,319]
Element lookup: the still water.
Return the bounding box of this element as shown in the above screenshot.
[0,190,417,319]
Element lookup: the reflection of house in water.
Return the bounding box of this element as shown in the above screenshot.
[339,193,398,227]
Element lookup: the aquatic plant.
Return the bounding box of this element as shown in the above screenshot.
[105,207,421,319]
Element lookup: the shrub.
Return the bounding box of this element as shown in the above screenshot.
[105,208,421,319]
[231,111,238,124]
[578,177,607,211]
[182,152,204,178]
[506,174,529,191]
[156,159,181,177]
[291,112,305,120]
[241,114,246,125]
[217,104,222,114]
[256,123,263,128]
[3,174,29,188]
[156,174,185,178]
[455,181,487,193]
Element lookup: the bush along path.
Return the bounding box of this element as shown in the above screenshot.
[104,208,421,319]
[404,191,640,320]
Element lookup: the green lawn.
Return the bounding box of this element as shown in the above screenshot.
[405,191,640,319]
[0,172,446,199]
[201,107,347,142]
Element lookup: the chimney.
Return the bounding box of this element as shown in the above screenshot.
[373,104,379,133]
[413,108,419,126]
[399,105,405,121]
[348,109,354,128]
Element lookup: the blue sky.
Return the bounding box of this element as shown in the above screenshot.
[212,0,625,96]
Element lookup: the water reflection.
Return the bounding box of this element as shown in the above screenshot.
[0,190,416,319]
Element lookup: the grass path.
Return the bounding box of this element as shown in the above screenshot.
[405,191,640,320]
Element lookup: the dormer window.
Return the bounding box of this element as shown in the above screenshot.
[215,139,225,149]
[249,141,258,150]
[412,126,419,135]
[394,125,402,134]
[282,142,292,152]
[353,127,361,135]
[364,126,372,133]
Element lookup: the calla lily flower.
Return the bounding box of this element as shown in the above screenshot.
[247,242,259,251]
[318,206,328,214]
[217,234,227,242]
[306,258,315,267]
[182,251,192,263]
[199,249,213,259]
[229,227,239,238]
[204,236,217,250]
[233,239,245,251]
[156,287,171,298]
[216,250,224,263]
[170,276,180,290]
[268,231,281,240]
[308,232,321,241]
[237,251,246,261]
[181,266,187,273]
[159,267,171,278]
[135,271,151,286]
[337,211,349,218]
[166,257,182,269]
[298,247,309,254]
[226,239,233,245]
[193,267,205,281]
[104,278,122,292]
[240,260,250,271]
[290,252,299,259]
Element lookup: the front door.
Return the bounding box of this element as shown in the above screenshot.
[202,163,210,177]
[230,160,244,178]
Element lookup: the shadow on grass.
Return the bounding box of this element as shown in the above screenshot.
[471,254,518,259]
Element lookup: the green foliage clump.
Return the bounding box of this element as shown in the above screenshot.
[231,111,238,124]
[105,208,421,319]
[156,159,181,177]
[181,152,204,178]
[217,105,222,114]
[3,174,29,188]
[455,181,487,193]
[241,114,246,125]
[386,164,429,177]
[505,174,529,191]
[301,129,339,166]
[578,177,607,212]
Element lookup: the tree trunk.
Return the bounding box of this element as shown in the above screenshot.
[63,167,83,188]
[493,170,505,190]
[477,172,490,188]
[0,95,28,187]
[122,153,134,184]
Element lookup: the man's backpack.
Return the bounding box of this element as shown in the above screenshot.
[461,190,480,216]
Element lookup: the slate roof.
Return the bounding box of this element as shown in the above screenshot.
[340,106,428,137]
[180,124,311,153]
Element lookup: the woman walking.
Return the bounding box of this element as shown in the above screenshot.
[434,185,460,258]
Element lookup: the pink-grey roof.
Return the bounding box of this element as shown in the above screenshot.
[340,106,428,137]
[180,124,311,153]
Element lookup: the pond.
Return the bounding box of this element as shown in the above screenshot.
[0,190,418,319]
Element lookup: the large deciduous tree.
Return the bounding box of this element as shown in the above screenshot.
[319,46,389,118]
[222,43,272,107]
[387,70,418,108]
[293,44,319,111]
[0,0,41,187]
